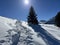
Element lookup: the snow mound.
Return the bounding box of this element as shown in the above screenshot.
[0,16,60,45]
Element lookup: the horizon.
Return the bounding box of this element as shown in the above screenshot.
[0,0,60,21]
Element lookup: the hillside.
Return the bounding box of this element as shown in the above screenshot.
[0,16,60,45]
[46,17,55,24]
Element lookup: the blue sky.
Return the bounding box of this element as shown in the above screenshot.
[0,0,60,21]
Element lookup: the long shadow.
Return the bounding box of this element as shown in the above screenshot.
[29,24,60,45]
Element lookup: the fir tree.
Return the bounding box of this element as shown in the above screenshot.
[55,12,60,27]
[27,6,39,25]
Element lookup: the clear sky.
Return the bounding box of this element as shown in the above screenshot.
[0,0,60,21]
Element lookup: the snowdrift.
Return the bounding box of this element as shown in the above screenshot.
[0,16,60,45]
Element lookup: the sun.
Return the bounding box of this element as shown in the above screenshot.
[24,0,29,5]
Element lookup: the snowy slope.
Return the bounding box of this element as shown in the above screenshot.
[41,24,60,40]
[0,16,17,45]
[0,16,60,45]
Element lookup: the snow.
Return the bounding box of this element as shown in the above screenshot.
[41,24,60,40]
[0,16,60,45]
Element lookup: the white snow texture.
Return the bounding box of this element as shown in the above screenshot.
[0,16,60,45]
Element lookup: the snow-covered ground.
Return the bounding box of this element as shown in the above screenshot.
[41,24,60,40]
[0,16,60,45]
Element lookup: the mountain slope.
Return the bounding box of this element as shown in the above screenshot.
[0,16,60,45]
[46,17,55,24]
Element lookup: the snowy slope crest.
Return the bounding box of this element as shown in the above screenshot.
[0,16,46,45]
[0,16,60,45]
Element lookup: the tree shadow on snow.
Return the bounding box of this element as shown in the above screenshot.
[29,24,60,45]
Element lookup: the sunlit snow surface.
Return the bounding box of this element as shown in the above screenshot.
[0,16,60,45]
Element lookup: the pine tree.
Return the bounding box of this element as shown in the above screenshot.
[27,6,39,25]
[55,12,60,27]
